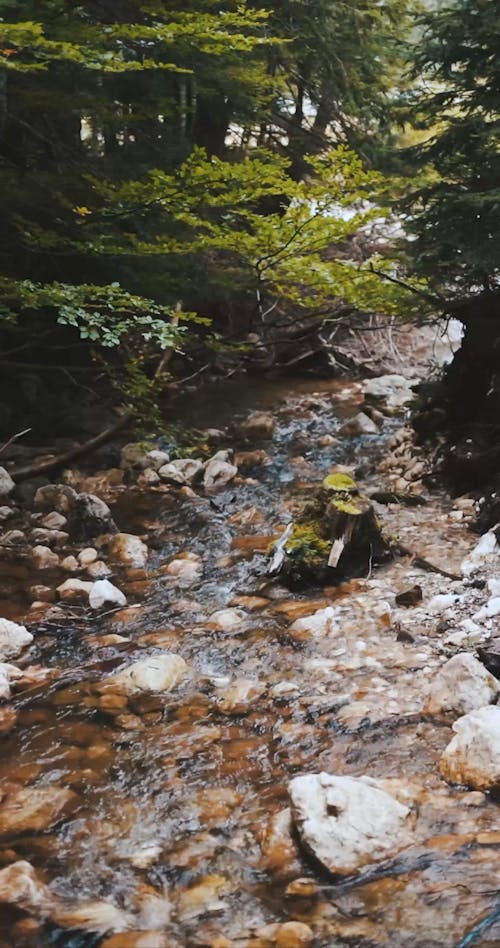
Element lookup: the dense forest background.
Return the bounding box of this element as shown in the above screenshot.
[0,0,499,495]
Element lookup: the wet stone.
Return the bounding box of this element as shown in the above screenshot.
[0,785,77,838]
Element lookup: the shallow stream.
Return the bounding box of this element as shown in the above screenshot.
[1,376,499,948]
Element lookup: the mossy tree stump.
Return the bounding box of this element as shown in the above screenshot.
[271,472,391,586]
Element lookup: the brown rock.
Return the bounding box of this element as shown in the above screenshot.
[275,922,314,948]
[0,786,77,838]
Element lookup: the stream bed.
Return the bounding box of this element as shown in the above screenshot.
[0,375,499,948]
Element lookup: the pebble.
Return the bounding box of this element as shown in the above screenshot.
[78,547,98,566]
[57,578,93,602]
[89,580,127,610]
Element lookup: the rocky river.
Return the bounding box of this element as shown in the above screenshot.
[0,372,499,948]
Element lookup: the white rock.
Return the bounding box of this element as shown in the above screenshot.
[203,452,237,489]
[164,554,202,583]
[108,653,187,695]
[159,458,203,485]
[0,618,33,662]
[89,580,127,610]
[439,706,500,790]
[461,529,500,577]
[208,608,247,633]
[289,606,339,643]
[428,593,461,613]
[109,533,148,568]
[0,467,15,499]
[0,506,14,521]
[289,773,413,876]
[487,577,500,598]
[362,374,415,410]
[146,449,171,470]
[474,597,500,621]
[340,412,378,436]
[0,666,10,701]
[0,860,54,917]
[57,578,93,602]
[78,547,98,566]
[424,653,499,715]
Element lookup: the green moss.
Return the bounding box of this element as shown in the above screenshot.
[322,472,358,493]
[329,497,361,515]
[287,521,331,559]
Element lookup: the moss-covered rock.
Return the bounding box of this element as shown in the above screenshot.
[272,470,391,586]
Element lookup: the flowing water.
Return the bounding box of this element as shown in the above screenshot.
[1,376,499,948]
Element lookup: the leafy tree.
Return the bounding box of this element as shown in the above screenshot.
[403,0,500,482]
[0,0,414,431]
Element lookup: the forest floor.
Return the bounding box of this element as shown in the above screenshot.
[0,332,499,948]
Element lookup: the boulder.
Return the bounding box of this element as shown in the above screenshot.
[107,653,187,695]
[109,533,148,568]
[57,578,93,603]
[0,786,77,837]
[31,545,59,570]
[71,493,115,539]
[0,662,22,700]
[439,706,500,790]
[203,452,238,490]
[289,772,413,876]
[0,505,14,521]
[33,484,77,514]
[158,459,203,486]
[0,861,54,917]
[362,374,415,411]
[0,618,33,661]
[89,580,127,610]
[340,412,379,437]
[0,466,15,499]
[238,411,275,440]
[424,653,499,715]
